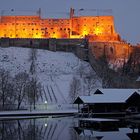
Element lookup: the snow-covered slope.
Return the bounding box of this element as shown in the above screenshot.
[0,46,101,104]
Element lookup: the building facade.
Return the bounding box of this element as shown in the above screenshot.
[0,8,119,42]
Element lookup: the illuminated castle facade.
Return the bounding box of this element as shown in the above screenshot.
[0,8,120,42]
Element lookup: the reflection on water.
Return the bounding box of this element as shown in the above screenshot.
[0,117,140,140]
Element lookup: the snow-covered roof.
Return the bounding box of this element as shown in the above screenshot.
[74,89,140,104]
[96,88,140,95]
[136,76,140,82]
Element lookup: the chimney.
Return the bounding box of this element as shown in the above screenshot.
[70,8,74,19]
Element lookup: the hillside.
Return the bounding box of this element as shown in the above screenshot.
[0,46,101,105]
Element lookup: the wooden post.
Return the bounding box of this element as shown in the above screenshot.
[78,104,80,113]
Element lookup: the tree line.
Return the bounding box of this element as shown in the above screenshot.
[0,69,42,110]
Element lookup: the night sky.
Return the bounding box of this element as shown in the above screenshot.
[0,0,140,44]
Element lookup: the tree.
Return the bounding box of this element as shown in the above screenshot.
[0,69,15,110]
[78,63,85,78]
[29,48,37,75]
[69,76,81,103]
[85,70,99,95]
[97,54,111,87]
[14,72,30,110]
[27,47,42,110]
[26,77,42,111]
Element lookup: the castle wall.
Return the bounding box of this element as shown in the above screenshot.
[89,41,133,60]
[0,14,119,42]
[72,16,116,36]
[0,16,42,38]
[43,18,71,38]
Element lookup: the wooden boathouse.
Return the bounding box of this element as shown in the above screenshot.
[74,89,140,115]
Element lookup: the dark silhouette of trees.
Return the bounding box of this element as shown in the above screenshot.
[0,69,15,110]
[69,76,81,103]
[14,72,30,110]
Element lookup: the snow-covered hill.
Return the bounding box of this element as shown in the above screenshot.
[0,46,101,105]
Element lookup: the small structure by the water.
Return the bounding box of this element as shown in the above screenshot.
[74,89,140,114]
[136,77,140,88]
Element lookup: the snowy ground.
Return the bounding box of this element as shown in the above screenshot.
[0,46,101,106]
[0,109,78,120]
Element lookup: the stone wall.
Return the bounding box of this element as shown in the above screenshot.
[89,41,133,60]
[0,38,88,61]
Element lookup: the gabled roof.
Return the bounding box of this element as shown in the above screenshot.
[136,76,140,82]
[74,89,140,104]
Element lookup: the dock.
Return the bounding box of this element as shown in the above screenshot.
[78,112,126,118]
[78,118,121,131]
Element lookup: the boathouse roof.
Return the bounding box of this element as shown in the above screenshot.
[136,76,140,82]
[74,89,140,104]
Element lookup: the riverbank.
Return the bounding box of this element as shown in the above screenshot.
[0,109,78,119]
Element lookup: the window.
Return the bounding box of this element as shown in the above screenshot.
[110,47,113,53]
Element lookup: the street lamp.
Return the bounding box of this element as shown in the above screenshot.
[44,100,47,110]
[44,123,47,127]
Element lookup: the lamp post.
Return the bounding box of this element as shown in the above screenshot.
[44,101,47,110]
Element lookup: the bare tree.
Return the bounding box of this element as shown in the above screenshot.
[26,77,42,111]
[78,63,85,78]
[96,54,115,88]
[14,72,30,110]
[69,76,81,103]
[27,47,42,110]
[85,70,99,95]
[0,69,15,110]
[29,48,37,75]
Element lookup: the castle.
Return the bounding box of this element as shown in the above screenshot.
[0,8,120,42]
[0,8,134,62]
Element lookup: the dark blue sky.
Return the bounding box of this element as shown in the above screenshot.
[0,0,140,44]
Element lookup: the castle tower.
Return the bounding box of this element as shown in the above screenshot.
[70,8,75,19]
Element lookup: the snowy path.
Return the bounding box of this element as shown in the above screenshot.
[0,109,78,118]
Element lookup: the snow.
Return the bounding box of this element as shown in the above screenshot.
[109,58,128,70]
[0,46,101,105]
[0,109,78,115]
[136,76,140,82]
[79,128,131,140]
[76,89,140,103]
[0,109,78,120]
[79,118,119,122]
